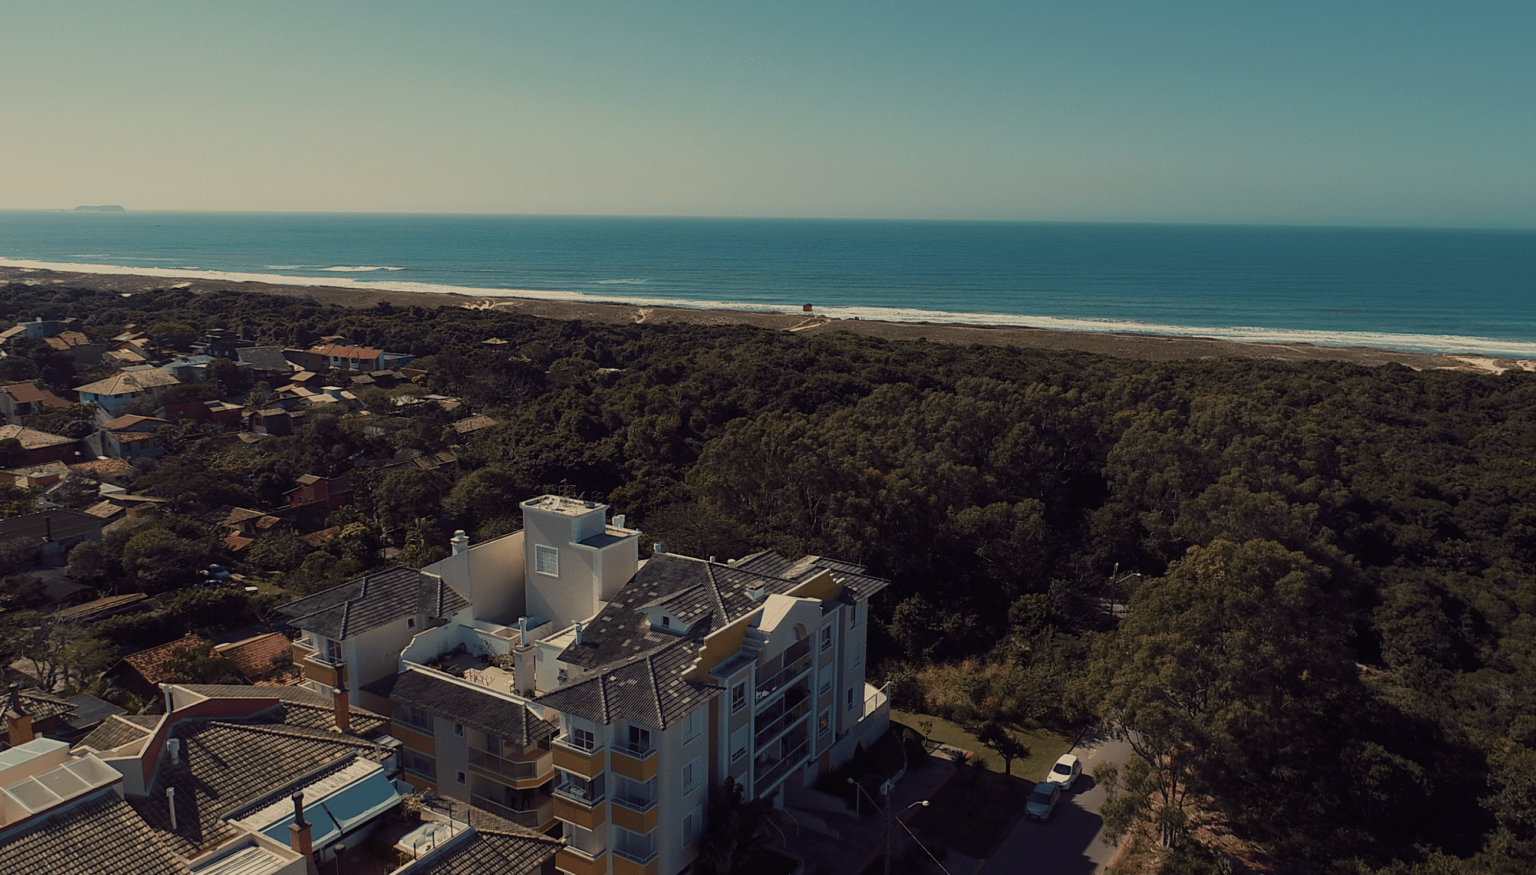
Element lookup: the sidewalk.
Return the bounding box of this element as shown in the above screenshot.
[779,745,971,875]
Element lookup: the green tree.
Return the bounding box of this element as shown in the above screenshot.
[974,720,1031,777]
[147,320,197,352]
[374,467,450,532]
[694,776,775,875]
[161,641,244,685]
[1088,538,1358,848]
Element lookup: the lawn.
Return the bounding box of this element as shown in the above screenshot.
[892,709,1073,783]
[891,710,1077,859]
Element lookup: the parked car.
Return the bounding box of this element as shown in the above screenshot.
[1047,753,1082,790]
[1025,781,1062,822]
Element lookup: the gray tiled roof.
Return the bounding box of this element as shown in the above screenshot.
[75,714,158,753]
[0,792,187,875]
[405,828,563,875]
[535,640,720,730]
[389,668,557,746]
[280,566,469,640]
[130,719,388,855]
[559,551,887,672]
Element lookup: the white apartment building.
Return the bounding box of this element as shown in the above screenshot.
[284,494,890,875]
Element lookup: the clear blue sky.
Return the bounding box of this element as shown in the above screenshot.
[4,1,1532,227]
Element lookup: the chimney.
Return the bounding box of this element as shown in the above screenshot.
[747,585,766,602]
[168,738,182,766]
[332,687,350,732]
[653,542,664,555]
[6,683,33,747]
[573,622,583,646]
[289,793,314,859]
[450,530,469,556]
[161,683,174,714]
[517,616,528,647]
[167,787,178,830]
[613,514,626,529]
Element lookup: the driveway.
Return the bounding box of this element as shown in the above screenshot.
[976,727,1135,875]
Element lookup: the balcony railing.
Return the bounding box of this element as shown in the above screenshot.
[611,792,657,814]
[754,696,811,749]
[755,637,812,700]
[468,749,549,781]
[754,738,810,793]
[469,795,554,829]
[613,844,658,867]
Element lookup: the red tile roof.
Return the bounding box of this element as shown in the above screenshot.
[121,634,209,685]
[310,344,383,360]
[1,383,71,408]
[216,632,293,682]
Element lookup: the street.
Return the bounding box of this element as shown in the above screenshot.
[977,727,1135,875]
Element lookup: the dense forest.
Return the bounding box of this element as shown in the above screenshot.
[4,284,1535,873]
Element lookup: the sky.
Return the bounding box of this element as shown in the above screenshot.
[3,1,1533,228]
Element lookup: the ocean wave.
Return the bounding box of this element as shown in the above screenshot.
[591,278,649,285]
[3,255,1534,359]
[319,265,406,272]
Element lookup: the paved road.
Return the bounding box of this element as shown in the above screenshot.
[976,727,1135,875]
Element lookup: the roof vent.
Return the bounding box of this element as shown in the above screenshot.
[450,530,469,556]
[654,542,664,555]
[613,514,626,529]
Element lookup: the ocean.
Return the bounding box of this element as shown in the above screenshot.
[2,211,1533,358]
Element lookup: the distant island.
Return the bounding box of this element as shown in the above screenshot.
[73,204,126,212]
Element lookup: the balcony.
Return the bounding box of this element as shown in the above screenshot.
[609,744,657,781]
[754,737,810,794]
[755,636,812,703]
[555,847,609,875]
[468,749,553,789]
[610,791,658,833]
[754,687,811,749]
[469,795,554,830]
[552,794,606,830]
[552,740,605,778]
[612,844,659,875]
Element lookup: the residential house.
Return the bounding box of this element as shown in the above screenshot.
[43,330,110,363]
[0,425,79,466]
[0,509,102,565]
[0,682,564,875]
[87,414,169,460]
[74,367,182,421]
[0,383,72,425]
[284,472,352,530]
[310,343,387,373]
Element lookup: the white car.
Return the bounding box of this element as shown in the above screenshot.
[1047,753,1082,791]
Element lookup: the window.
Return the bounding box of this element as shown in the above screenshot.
[819,708,832,738]
[401,749,436,781]
[662,615,671,628]
[684,708,704,743]
[456,771,466,784]
[682,805,704,846]
[534,544,559,576]
[730,726,749,763]
[820,626,832,651]
[615,776,655,810]
[847,687,856,709]
[731,682,746,714]
[569,727,596,751]
[682,756,703,794]
[853,601,864,627]
[626,724,652,755]
[614,827,654,863]
[407,618,415,628]
[819,664,833,696]
[557,771,606,804]
[324,638,344,664]
[395,704,434,735]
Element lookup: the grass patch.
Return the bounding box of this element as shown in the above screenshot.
[890,710,1077,858]
[892,709,1073,782]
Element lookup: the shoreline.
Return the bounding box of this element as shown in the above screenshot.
[3,264,1530,374]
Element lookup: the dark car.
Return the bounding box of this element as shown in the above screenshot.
[1025,781,1062,822]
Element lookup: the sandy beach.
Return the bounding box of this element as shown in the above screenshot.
[4,264,1529,374]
